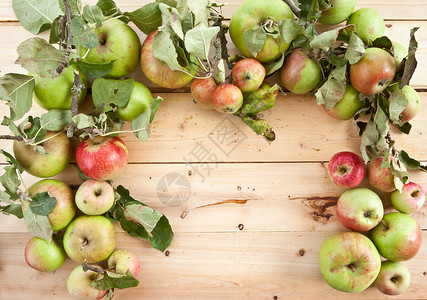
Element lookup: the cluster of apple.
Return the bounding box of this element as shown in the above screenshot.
[319,150,425,294]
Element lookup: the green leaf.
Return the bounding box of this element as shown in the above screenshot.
[123,204,163,233]
[398,150,427,172]
[116,185,143,207]
[92,78,134,112]
[30,192,57,215]
[215,60,225,83]
[310,26,347,51]
[72,114,96,129]
[184,23,220,60]
[158,4,184,39]
[124,2,162,35]
[0,204,23,218]
[373,36,393,50]
[0,166,21,196]
[360,120,379,162]
[373,105,389,138]
[242,84,279,116]
[298,0,330,24]
[0,73,35,120]
[157,0,177,7]
[23,203,53,242]
[389,89,408,125]
[314,64,347,109]
[0,150,24,173]
[71,59,114,79]
[398,27,419,88]
[345,32,365,64]
[21,116,47,142]
[243,26,267,58]
[92,270,139,290]
[15,38,66,79]
[0,190,12,204]
[278,19,305,44]
[83,4,104,26]
[49,16,63,44]
[71,16,99,49]
[241,118,275,141]
[40,109,72,131]
[96,0,123,18]
[59,0,82,15]
[398,122,412,134]
[264,53,285,76]
[185,0,208,26]
[131,96,163,142]
[152,31,185,71]
[12,0,62,34]
[2,117,21,137]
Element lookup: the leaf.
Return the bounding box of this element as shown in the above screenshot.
[398,27,419,88]
[398,150,427,172]
[92,78,134,112]
[71,16,99,49]
[278,19,305,44]
[59,0,82,15]
[12,0,62,34]
[0,190,12,204]
[131,96,163,142]
[310,26,349,51]
[242,84,279,116]
[345,32,365,64]
[158,4,184,39]
[123,204,163,233]
[20,116,47,142]
[15,38,66,79]
[71,59,114,79]
[298,0,330,24]
[83,5,104,27]
[30,192,57,215]
[186,0,208,26]
[184,23,220,61]
[157,0,177,6]
[389,89,408,125]
[373,36,393,50]
[315,64,347,109]
[264,53,285,76]
[23,203,53,242]
[241,118,275,141]
[40,109,72,131]
[49,15,62,44]
[243,26,267,58]
[124,2,162,35]
[96,0,123,18]
[360,120,379,162]
[72,114,96,129]
[0,204,23,218]
[152,31,185,71]
[0,73,35,120]
[0,150,24,173]
[0,166,21,196]
[398,122,412,135]
[373,105,389,138]
[215,60,225,83]
[92,270,139,290]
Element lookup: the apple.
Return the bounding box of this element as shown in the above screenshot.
[108,249,140,277]
[67,265,107,300]
[190,77,217,109]
[367,156,396,192]
[232,58,266,93]
[28,179,76,231]
[328,151,365,189]
[349,47,395,95]
[75,180,115,215]
[80,19,140,78]
[116,80,152,121]
[347,8,385,44]
[371,212,422,261]
[336,188,384,232]
[391,182,426,214]
[279,48,322,94]
[141,30,193,89]
[324,84,363,120]
[63,215,116,263]
[13,131,72,178]
[33,64,87,110]
[374,260,411,295]
[392,41,408,68]
[76,136,128,181]
[24,236,66,272]
[388,83,422,123]
[319,231,381,293]
[319,0,357,25]
[229,0,293,63]
[212,84,243,114]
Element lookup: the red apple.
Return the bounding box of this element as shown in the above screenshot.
[367,157,396,192]
[108,249,140,277]
[75,180,115,215]
[141,31,193,89]
[390,182,425,214]
[374,260,411,295]
[349,47,396,95]
[190,77,217,109]
[24,236,66,272]
[232,58,266,92]
[328,151,365,189]
[67,265,107,300]
[212,84,243,114]
[76,136,128,181]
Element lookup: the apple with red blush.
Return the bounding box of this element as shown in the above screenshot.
[328,151,365,189]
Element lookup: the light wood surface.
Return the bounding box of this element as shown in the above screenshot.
[0,1,426,299]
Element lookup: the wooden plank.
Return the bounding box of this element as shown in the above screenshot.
[1,231,426,300]
[0,21,426,88]
[1,0,427,21]
[1,163,426,234]
[2,93,427,164]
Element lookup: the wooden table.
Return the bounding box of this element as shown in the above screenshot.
[1,0,426,299]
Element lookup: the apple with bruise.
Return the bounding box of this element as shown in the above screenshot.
[347,8,385,44]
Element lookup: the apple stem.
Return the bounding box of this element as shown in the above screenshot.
[82,261,105,274]
[282,0,300,17]
[80,239,88,252]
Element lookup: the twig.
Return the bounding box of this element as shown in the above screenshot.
[67,71,85,137]
[283,0,300,17]
[0,135,24,141]
[211,12,234,70]
[56,0,73,76]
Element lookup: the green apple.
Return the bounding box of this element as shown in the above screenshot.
[116,80,152,121]
[324,84,363,120]
[392,41,408,67]
[75,180,115,215]
[28,179,76,231]
[319,231,381,292]
[63,215,116,263]
[371,212,423,261]
[13,131,72,178]
[67,265,107,300]
[108,249,140,277]
[390,182,425,214]
[24,236,66,272]
[374,261,411,295]
[279,48,322,94]
[388,83,422,123]
[229,0,293,63]
[319,0,356,25]
[80,19,141,78]
[347,8,385,44]
[33,64,87,110]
